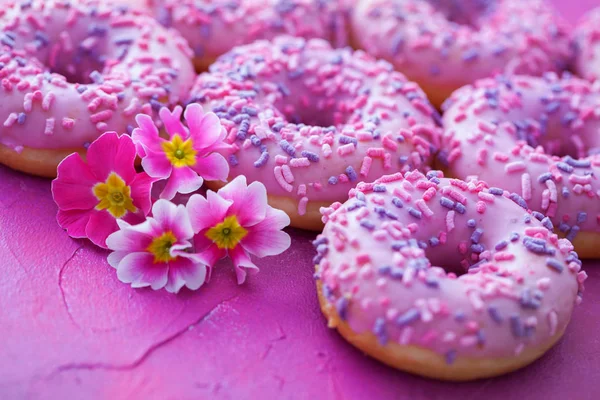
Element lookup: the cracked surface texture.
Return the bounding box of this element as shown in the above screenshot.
[0,1,599,398]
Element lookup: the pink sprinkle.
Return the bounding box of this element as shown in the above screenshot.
[281,165,294,184]
[460,335,479,348]
[548,311,558,336]
[90,110,113,124]
[275,155,288,165]
[468,292,484,311]
[476,201,486,214]
[505,161,527,173]
[477,192,495,203]
[62,118,75,130]
[536,277,551,290]
[546,180,557,202]
[382,135,398,151]
[422,187,436,201]
[297,184,307,197]
[476,148,488,166]
[444,188,467,204]
[356,253,370,266]
[494,252,515,261]
[273,166,293,192]
[399,327,413,345]
[446,211,455,232]
[360,156,372,177]
[569,174,593,185]
[454,112,467,123]
[415,199,433,217]
[478,120,497,134]
[447,148,462,163]
[44,118,55,136]
[393,187,412,202]
[289,157,310,168]
[297,197,308,216]
[493,152,509,162]
[322,143,332,158]
[337,143,355,156]
[366,147,385,158]
[521,173,532,201]
[3,113,17,127]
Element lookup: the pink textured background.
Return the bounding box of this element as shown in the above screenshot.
[1,1,599,399]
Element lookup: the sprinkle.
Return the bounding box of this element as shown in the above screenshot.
[407,207,422,219]
[396,309,420,327]
[546,258,564,273]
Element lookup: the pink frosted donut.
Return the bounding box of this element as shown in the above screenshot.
[440,74,600,259]
[315,171,586,380]
[188,36,442,230]
[351,0,572,107]
[126,0,348,71]
[0,0,195,177]
[574,8,600,81]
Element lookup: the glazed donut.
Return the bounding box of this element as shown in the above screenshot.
[440,74,600,259]
[574,8,600,81]
[350,0,572,107]
[315,171,586,381]
[188,36,442,230]
[125,0,348,71]
[0,0,195,177]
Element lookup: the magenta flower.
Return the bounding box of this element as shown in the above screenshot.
[105,199,208,293]
[132,104,231,200]
[52,133,156,248]
[187,176,291,284]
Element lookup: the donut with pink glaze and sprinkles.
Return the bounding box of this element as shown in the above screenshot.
[126,0,349,71]
[574,7,600,81]
[188,36,443,230]
[350,0,572,107]
[315,171,586,380]
[0,0,195,177]
[440,74,600,258]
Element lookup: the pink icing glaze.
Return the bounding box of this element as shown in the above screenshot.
[574,8,600,81]
[316,171,586,363]
[351,0,572,93]
[441,74,600,240]
[188,36,442,216]
[135,0,348,62]
[0,0,195,151]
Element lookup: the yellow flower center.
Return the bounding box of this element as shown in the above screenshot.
[205,215,248,250]
[146,231,178,263]
[93,172,137,218]
[162,134,197,168]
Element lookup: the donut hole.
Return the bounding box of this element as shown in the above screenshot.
[48,54,106,85]
[272,90,351,128]
[425,0,495,28]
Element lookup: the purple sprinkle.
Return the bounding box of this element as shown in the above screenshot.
[564,156,591,168]
[253,152,269,168]
[462,48,479,62]
[336,297,349,320]
[425,276,439,288]
[488,306,503,323]
[429,237,440,247]
[347,201,365,212]
[495,240,508,251]
[89,70,103,84]
[454,202,466,214]
[360,220,375,231]
[302,151,320,163]
[373,318,387,345]
[510,315,524,338]
[392,197,404,208]
[356,192,366,202]
[541,217,554,231]
[566,225,580,241]
[391,241,407,251]
[390,267,404,279]
[562,187,570,198]
[396,309,420,327]
[471,228,484,243]
[407,207,422,219]
[510,232,520,242]
[509,193,528,209]
[471,244,484,253]
[316,244,328,256]
[344,166,357,181]
[279,140,296,156]
[373,184,387,193]
[378,265,392,275]
[538,172,553,183]
[532,211,545,221]
[250,135,262,147]
[339,135,358,146]
[520,289,541,309]
[467,219,477,228]
[232,114,250,124]
[241,106,258,116]
[454,311,466,322]
[558,222,570,232]
[227,154,238,167]
[577,212,588,224]
[488,187,504,196]
[556,162,573,173]
[312,237,328,247]
[17,113,26,125]
[440,197,455,209]
[328,176,338,185]
[546,258,564,273]
[445,350,457,365]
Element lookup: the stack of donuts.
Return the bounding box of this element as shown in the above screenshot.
[1,0,598,381]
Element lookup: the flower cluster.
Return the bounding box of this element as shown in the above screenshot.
[52,106,291,293]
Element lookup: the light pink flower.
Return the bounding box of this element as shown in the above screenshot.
[187,176,291,284]
[106,199,207,293]
[132,104,232,200]
[52,133,156,248]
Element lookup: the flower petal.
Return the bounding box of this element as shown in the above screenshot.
[191,152,230,182]
[218,176,267,227]
[106,220,155,253]
[160,106,188,139]
[185,104,223,148]
[151,199,194,240]
[52,153,99,210]
[132,114,163,155]
[85,210,119,248]
[186,192,232,233]
[230,246,259,285]
[241,207,291,257]
[194,243,226,282]
[140,147,173,179]
[129,172,157,216]
[160,166,203,200]
[86,132,137,182]
[164,255,207,293]
[116,252,169,290]
[56,208,91,239]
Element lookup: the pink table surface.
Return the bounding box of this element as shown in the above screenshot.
[2,1,600,399]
